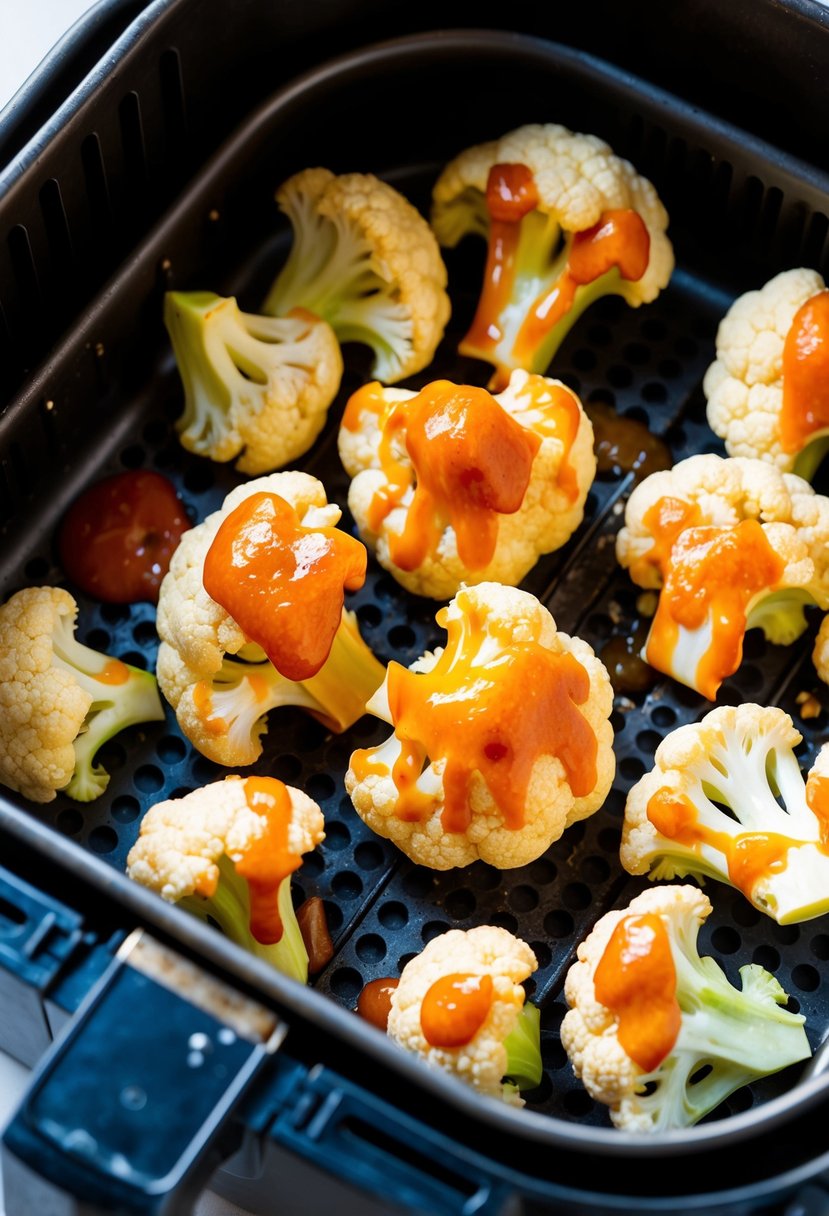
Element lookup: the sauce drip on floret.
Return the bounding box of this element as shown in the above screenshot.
[233,776,302,945]
[420,973,494,1048]
[594,912,680,1073]
[203,491,366,681]
[344,380,541,570]
[781,291,829,454]
[350,594,598,832]
[638,498,784,699]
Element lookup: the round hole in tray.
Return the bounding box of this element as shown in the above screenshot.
[354,841,385,871]
[157,735,186,765]
[580,855,610,885]
[641,380,667,404]
[56,808,83,836]
[587,323,612,347]
[773,923,800,946]
[101,603,129,625]
[562,882,591,911]
[445,889,476,920]
[641,318,668,342]
[302,852,324,877]
[562,1089,594,1118]
[378,901,408,930]
[508,884,539,913]
[572,347,596,372]
[490,911,518,934]
[753,944,781,972]
[323,900,343,935]
[88,826,118,854]
[658,358,682,379]
[675,334,699,358]
[403,868,434,898]
[307,773,336,802]
[397,952,417,973]
[623,341,650,365]
[597,827,621,853]
[530,941,552,969]
[731,895,762,928]
[357,603,382,629]
[329,967,363,1003]
[543,1039,568,1070]
[422,920,449,944]
[134,764,164,793]
[85,628,111,651]
[193,755,221,784]
[791,964,821,993]
[356,933,387,963]
[183,465,215,494]
[635,729,661,755]
[331,871,363,901]
[111,795,140,824]
[619,756,646,783]
[811,934,829,961]
[132,619,158,647]
[650,704,676,729]
[323,821,350,851]
[120,651,146,671]
[544,910,575,939]
[607,364,633,389]
[387,623,416,650]
[274,754,302,783]
[727,1087,754,1116]
[711,925,741,954]
[529,858,557,885]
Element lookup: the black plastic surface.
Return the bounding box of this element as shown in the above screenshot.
[3,24,829,1215]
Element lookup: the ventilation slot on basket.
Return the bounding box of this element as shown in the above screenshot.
[7,225,41,326]
[81,133,112,230]
[159,49,187,156]
[39,180,75,276]
[119,92,148,193]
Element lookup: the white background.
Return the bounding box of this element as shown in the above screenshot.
[0,5,252,1212]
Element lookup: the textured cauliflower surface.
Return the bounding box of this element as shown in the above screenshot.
[345,582,614,869]
[617,453,829,606]
[339,369,596,600]
[703,268,826,472]
[267,168,450,383]
[561,885,711,1131]
[126,775,324,903]
[156,470,342,764]
[387,926,537,1106]
[0,587,91,803]
[432,122,674,307]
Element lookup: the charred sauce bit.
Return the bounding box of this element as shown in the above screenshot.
[781,291,829,454]
[637,498,784,700]
[357,977,400,1031]
[58,470,190,604]
[420,973,494,1048]
[296,896,334,974]
[346,380,540,572]
[203,491,366,681]
[646,788,815,899]
[586,400,672,483]
[350,598,598,833]
[218,776,301,945]
[593,912,680,1073]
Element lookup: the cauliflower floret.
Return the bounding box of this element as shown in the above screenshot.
[561,885,810,1131]
[164,292,343,474]
[703,268,829,477]
[0,586,164,803]
[127,775,324,983]
[156,471,384,765]
[345,582,614,869]
[338,370,595,600]
[616,453,829,697]
[387,926,538,1106]
[262,168,450,384]
[431,122,674,388]
[622,703,829,924]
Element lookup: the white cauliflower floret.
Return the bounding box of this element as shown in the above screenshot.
[345,583,614,869]
[127,775,324,984]
[0,586,164,803]
[156,470,384,765]
[338,370,595,600]
[262,168,450,383]
[622,704,829,924]
[387,926,538,1106]
[703,269,829,477]
[432,122,674,388]
[561,885,810,1131]
[616,453,829,697]
[164,292,343,474]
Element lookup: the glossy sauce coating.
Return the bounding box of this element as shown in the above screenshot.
[203,491,366,681]
[58,470,190,604]
[586,400,672,483]
[420,973,494,1048]
[593,912,680,1073]
[639,499,784,699]
[350,599,598,833]
[356,978,400,1031]
[232,777,302,945]
[781,291,829,453]
[647,788,817,898]
[345,380,540,571]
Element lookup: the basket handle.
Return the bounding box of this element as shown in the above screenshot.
[1,930,284,1215]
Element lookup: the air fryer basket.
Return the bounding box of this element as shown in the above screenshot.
[3,28,829,1215]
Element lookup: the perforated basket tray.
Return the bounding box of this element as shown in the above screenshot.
[3,26,829,1207]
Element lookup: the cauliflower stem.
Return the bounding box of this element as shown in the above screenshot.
[502,1002,543,1090]
[52,613,165,801]
[179,854,309,983]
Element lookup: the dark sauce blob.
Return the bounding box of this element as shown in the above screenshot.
[601,618,659,695]
[586,401,672,482]
[356,977,400,1031]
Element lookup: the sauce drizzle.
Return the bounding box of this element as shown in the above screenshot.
[232,776,301,945]
[781,291,829,454]
[420,973,494,1047]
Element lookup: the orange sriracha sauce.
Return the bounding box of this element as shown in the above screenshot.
[780,290,829,456]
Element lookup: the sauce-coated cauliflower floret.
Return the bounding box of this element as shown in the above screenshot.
[387,926,538,1106]
[345,582,614,869]
[0,586,164,803]
[616,453,829,698]
[156,471,384,765]
[561,885,809,1131]
[338,370,596,600]
[263,168,450,384]
[703,268,829,478]
[622,703,829,924]
[432,123,673,388]
[127,775,324,984]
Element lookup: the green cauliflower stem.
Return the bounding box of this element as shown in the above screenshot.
[164,291,343,475]
[502,1002,543,1091]
[561,886,810,1132]
[622,704,829,924]
[745,588,816,647]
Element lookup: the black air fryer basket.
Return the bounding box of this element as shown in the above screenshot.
[3,4,829,1214]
